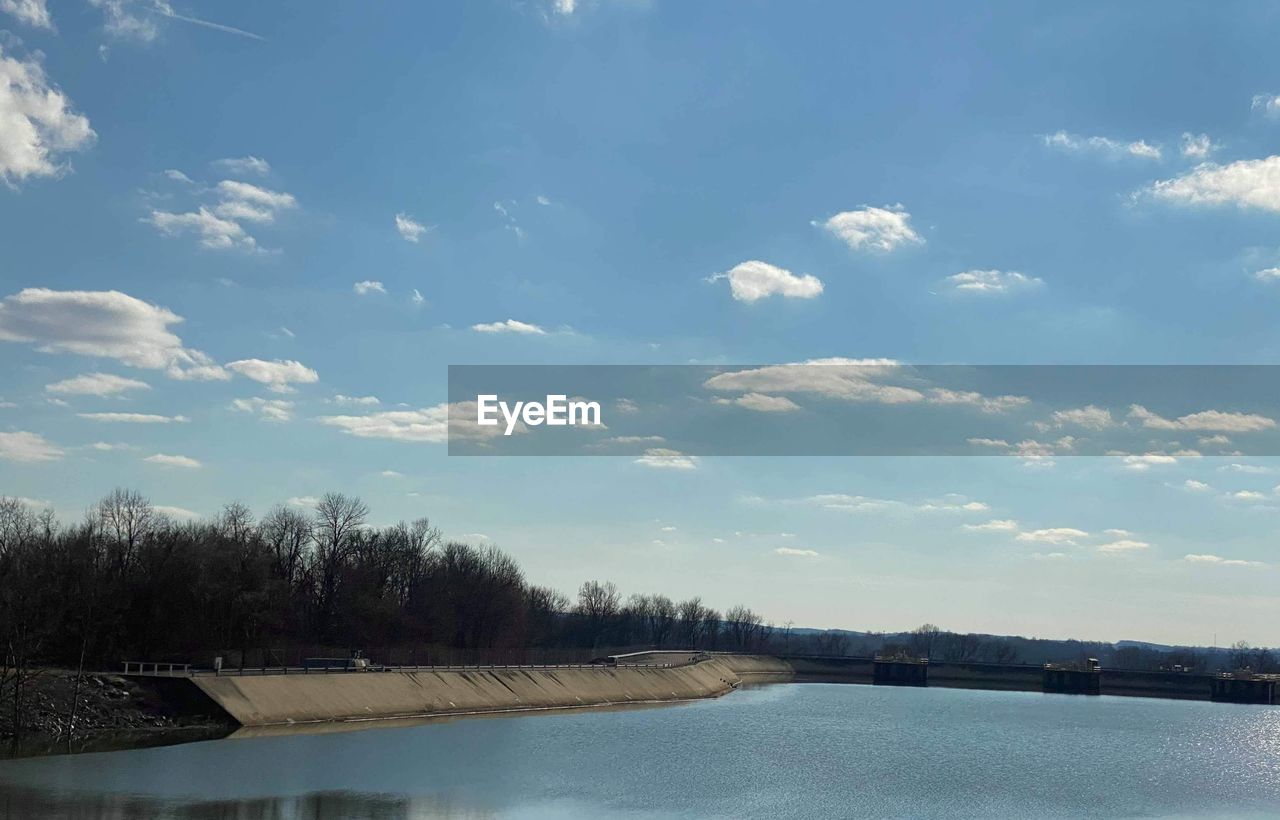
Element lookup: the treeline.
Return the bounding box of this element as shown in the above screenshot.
[0,490,789,681]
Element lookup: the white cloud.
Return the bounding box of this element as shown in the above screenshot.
[410,288,426,306]
[353,280,387,296]
[0,430,62,462]
[230,397,293,422]
[379,470,403,478]
[1231,490,1268,502]
[78,412,188,423]
[1128,404,1275,433]
[1050,405,1113,430]
[536,195,552,205]
[1016,527,1088,545]
[716,393,801,413]
[820,205,923,252]
[164,169,193,183]
[317,403,449,443]
[961,519,1019,532]
[143,453,201,469]
[1042,131,1162,160]
[1252,94,1280,118]
[0,45,95,185]
[708,260,824,302]
[154,505,200,520]
[1,0,52,28]
[552,0,577,14]
[1221,463,1271,474]
[1122,454,1178,471]
[225,359,318,393]
[633,448,698,470]
[472,319,547,334]
[330,394,379,406]
[1184,553,1265,568]
[213,155,269,176]
[944,269,1043,295]
[147,176,296,251]
[287,496,319,508]
[1146,156,1280,213]
[1253,267,1280,282]
[927,388,1029,414]
[775,547,820,558]
[395,212,428,242]
[704,359,921,404]
[1180,133,1218,159]
[91,0,263,43]
[46,372,150,397]
[804,493,895,512]
[1097,539,1151,554]
[145,207,253,250]
[1183,479,1212,492]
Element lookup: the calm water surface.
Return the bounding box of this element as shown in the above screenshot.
[2,684,1279,819]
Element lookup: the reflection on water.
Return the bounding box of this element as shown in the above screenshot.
[3,684,1280,819]
[0,786,496,819]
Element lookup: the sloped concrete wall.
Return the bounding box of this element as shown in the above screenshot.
[194,660,743,727]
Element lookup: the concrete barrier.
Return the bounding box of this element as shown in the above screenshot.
[193,658,744,726]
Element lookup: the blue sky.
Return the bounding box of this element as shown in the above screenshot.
[4,0,1280,645]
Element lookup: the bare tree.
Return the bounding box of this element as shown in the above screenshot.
[96,488,153,574]
[576,580,620,648]
[908,623,943,660]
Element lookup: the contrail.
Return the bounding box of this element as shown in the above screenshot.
[159,8,265,41]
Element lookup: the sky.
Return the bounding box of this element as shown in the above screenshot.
[4,0,1280,647]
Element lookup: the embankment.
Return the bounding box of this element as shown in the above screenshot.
[190,659,742,727]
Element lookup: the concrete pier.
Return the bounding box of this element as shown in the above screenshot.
[872,658,928,687]
[1043,667,1101,695]
[1209,675,1275,704]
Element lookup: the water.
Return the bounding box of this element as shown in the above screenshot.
[2,684,1279,818]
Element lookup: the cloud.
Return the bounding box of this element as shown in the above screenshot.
[1252,94,1280,118]
[0,287,230,378]
[1230,490,1268,502]
[633,448,698,470]
[471,319,547,334]
[379,470,403,478]
[230,397,293,422]
[1128,404,1275,433]
[411,288,426,306]
[1097,539,1151,554]
[46,372,150,397]
[317,403,449,443]
[1042,131,1161,160]
[819,205,923,252]
[287,496,319,508]
[154,504,200,520]
[330,394,379,406]
[78,412,188,423]
[1050,405,1113,430]
[944,269,1043,295]
[0,430,62,462]
[715,393,801,413]
[90,0,262,42]
[1253,267,1280,282]
[395,212,429,242]
[353,280,387,296]
[213,155,269,176]
[1183,479,1212,492]
[1180,133,1218,159]
[961,519,1019,532]
[1122,454,1178,471]
[775,547,820,558]
[551,0,576,14]
[146,176,296,251]
[1016,527,1088,545]
[0,45,95,185]
[1,0,52,28]
[1146,156,1280,213]
[708,260,824,302]
[926,388,1029,414]
[143,453,201,469]
[704,359,922,404]
[164,169,192,183]
[1184,553,1265,567]
[225,359,318,393]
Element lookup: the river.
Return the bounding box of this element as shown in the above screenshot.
[1,683,1279,818]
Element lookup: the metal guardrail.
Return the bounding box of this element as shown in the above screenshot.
[121,661,677,677]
